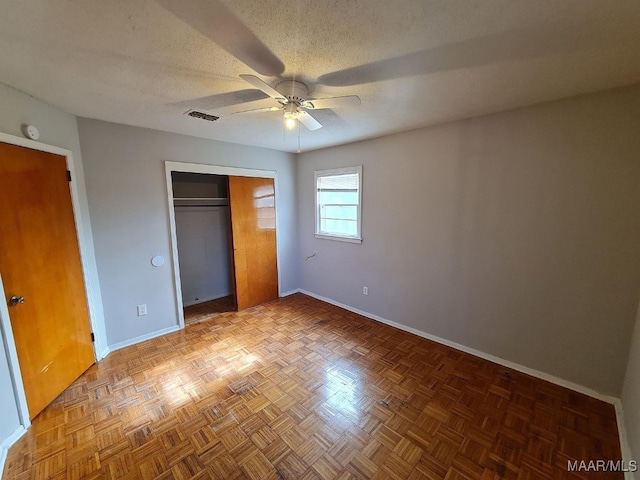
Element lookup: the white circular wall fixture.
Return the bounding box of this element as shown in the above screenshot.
[22,125,40,141]
[151,255,165,267]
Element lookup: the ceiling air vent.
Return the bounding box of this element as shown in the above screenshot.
[185,110,219,122]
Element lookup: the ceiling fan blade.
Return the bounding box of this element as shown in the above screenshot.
[231,106,281,115]
[302,95,361,110]
[157,0,285,77]
[316,25,596,87]
[173,89,268,110]
[240,75,286,102]
[215,98,281,115]
[297,111,322,131]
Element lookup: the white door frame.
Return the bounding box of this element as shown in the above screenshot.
[165,161,281,328]
[0,132,104,428]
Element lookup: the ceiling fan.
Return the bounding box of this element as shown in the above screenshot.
[158,0,361,132]
[230,75,361,131]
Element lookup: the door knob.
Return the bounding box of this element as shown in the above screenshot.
[8,295,25,306]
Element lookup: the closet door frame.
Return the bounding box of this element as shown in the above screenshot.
[164,161,281,329]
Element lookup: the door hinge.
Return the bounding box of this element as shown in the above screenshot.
[67,170,72,182]
[91,333,95,342]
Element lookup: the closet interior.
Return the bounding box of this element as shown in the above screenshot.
[171,172,236,324]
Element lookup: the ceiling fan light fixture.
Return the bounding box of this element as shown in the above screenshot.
[285,116,297,130]
[284,103,299,130]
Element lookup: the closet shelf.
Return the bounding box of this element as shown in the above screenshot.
[173,197,229,207]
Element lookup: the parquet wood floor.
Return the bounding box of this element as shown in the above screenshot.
[3,294,623,480]
[184,296,236,326]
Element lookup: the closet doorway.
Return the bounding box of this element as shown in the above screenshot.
[171,172,235,325]
[166,162,281,328]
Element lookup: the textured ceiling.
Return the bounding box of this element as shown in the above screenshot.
[1,0,639,153]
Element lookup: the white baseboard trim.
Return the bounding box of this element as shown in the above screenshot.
[98,347,110,361]
[612,400,636,480]
[0,426,27,477]
[107,325,181,353]
[298,289,618,404]
[280,289,302,297]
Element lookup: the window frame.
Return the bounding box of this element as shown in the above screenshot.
[314,166,362,244]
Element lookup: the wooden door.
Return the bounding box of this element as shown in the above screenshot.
[0,142,95,419]
[228,176,278,310]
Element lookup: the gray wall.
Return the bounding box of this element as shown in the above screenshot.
[622,299,640,478]
[0,83,106,444]
[297,85,640,395]
[77,119,298,347]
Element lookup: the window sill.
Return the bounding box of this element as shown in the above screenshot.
[314,233,362,244]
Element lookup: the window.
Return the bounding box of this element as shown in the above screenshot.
[315,166,362,243]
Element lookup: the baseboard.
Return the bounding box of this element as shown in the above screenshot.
[613,400,636,480]
[0,426,27,477]
[107,325,181,353]
[298,289,618,404]
[280,289,302,297]
[98,347,110,361]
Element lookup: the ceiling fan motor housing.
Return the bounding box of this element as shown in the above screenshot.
[276,80,309,105]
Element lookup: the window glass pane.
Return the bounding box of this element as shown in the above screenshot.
[321,205,357,221]
[320,218,357,237]
[318,191,358,205]
[315,168,361,239]
[317,173,358,191]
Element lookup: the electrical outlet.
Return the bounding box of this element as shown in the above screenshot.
[363,287,368,295]
[137,304,147,316]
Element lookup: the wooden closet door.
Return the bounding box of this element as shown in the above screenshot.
[0,142,95,419]
[228,176,278,310]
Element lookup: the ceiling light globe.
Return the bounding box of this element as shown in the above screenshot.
[285,117,297,130]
